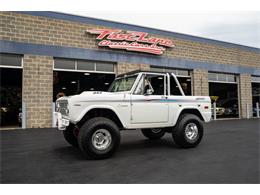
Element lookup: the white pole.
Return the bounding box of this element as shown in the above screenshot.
[22,101,26,129]
[246,103,249,119]
[213,102,217,120]
[256,102,260,118]
[52,102,57,128]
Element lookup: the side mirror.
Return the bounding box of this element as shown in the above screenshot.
[145,89,153,96]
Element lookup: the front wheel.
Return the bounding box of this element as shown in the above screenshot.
[141,128,165,140]
[172,114,204,148]
[78,117,121,159]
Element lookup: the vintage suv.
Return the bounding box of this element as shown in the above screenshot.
[55,70,211,159]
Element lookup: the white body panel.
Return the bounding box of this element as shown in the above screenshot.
[130,94,169,123]
[55,72,211,130]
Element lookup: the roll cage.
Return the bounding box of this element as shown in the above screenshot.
[115,71,185,96]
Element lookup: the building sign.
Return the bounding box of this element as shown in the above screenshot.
[86,29,175,55]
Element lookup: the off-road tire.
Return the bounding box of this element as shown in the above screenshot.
[141,128,165,140]
[78,117,121,159]
[63,124,79,147]
[172,114,204,148]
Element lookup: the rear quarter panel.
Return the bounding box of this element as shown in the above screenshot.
[169,96,212,126]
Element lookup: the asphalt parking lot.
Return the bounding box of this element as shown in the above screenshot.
[0,119,259,184]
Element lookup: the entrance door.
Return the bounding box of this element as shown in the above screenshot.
[0,68,22,128]
[53,71,115,101]
[131,73,169,124]
[208,72,239,118]
[251,77,260,117]
[53,58,116,101]
[0,54,23,128]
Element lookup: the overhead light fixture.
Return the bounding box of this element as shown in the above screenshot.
[158,77,163,80]
[62,87,66,90]
[104,83,109,85]
[90,88,94,90]
[71,81,76,84]
[84,73,90,76]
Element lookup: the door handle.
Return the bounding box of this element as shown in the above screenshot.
[161,96,168,99]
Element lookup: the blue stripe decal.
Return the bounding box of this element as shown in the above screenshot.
[79,99,210,103]
[1,40,260,76]
[16,11,260,53]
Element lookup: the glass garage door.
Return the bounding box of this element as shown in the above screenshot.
[251,76,260,117]
[208,72,239,119]
[53,58,116,101]
[0,53,23,128]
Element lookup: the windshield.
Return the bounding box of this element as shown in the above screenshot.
[108,75,138,92]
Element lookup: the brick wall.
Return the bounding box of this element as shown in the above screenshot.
[0,11,259,69]
[23,55,53,128]
[0,11,259,127]
[239,74,253,118]
[192,69,209,96]
[117,62,150,75]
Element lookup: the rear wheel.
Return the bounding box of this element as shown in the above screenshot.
[78,117,121,159]
[172,114,204,148]
[63,124,79,147]
[141,128,165,140]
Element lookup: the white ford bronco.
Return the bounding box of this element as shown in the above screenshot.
[55,70,211,159]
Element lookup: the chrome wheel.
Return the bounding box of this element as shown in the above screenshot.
[184,122,198,141]
[92,129,112,150]
[151,128,162,134]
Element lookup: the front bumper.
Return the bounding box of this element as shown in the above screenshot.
[54,112,70,130]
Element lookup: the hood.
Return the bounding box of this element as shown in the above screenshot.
[65,91,127,102]
[80,91,128,96]
[81,91,114,95]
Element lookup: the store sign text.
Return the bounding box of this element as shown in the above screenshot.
[86,29,175,55]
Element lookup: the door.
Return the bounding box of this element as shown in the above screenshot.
[130,73,169,124]
[0,68,22,128]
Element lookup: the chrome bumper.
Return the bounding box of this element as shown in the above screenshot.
[54,112,70,130]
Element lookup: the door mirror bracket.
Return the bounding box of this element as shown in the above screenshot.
[145,89,153,96]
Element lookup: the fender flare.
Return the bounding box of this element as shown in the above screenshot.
[75,105,126,128]
[172,106,204,125]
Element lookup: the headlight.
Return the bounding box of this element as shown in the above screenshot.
[56,100,69,116]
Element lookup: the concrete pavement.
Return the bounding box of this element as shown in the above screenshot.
[0,119,259,183]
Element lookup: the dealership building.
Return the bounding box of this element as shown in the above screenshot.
[0,11,260,129]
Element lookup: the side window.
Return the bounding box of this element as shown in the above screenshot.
[134,74,165,95]
[170,76,182,95]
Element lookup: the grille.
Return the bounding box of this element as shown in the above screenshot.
[57,100,69,116]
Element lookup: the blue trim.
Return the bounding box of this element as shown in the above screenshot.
[1,40,260,76]
[16,11,260,53]
[79,99,210,103]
